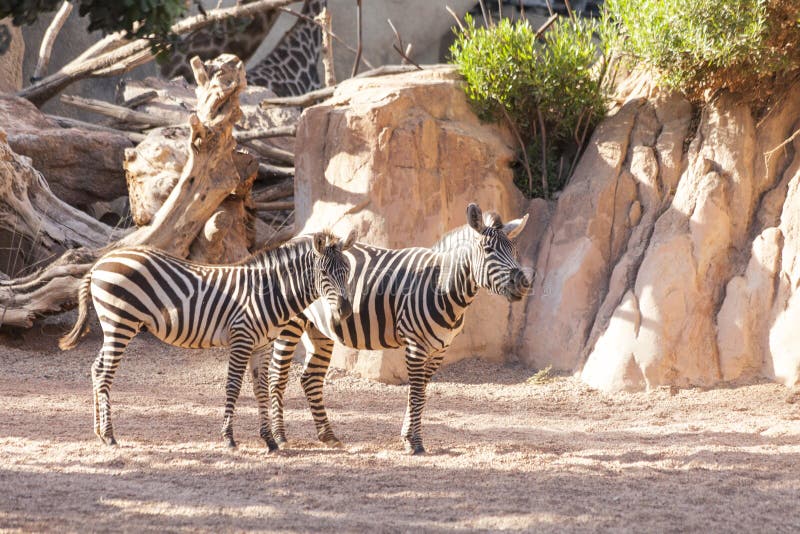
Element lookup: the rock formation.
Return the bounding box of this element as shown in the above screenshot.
[293,65,539,382]
[0,95,132,209]
[295,65,800,390]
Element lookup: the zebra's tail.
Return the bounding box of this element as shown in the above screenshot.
[59,272,93,351]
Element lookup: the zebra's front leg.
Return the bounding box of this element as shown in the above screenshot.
[300,327,341,448]
[400,343,434,455]
[269,321,304,448]
[250,342,279,452]
[221,331,254,449]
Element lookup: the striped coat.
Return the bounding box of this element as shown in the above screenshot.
[259,204,530,454]
[60,231,355,449]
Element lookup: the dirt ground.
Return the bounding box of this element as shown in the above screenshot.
[1,316,799,533]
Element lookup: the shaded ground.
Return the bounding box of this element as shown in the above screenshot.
[1,316,799,532]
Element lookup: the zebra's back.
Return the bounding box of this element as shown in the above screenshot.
[90,247,251,349]
[304,243,467,352]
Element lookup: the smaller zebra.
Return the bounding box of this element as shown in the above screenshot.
[59,231,355,450]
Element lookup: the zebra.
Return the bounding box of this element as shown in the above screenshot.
[58,230,356,450]
[253,203,531,454]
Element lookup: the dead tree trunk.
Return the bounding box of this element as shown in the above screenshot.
[0,54,256,328]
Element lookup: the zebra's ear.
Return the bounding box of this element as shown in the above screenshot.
[340,229,357,251]
[312,232,328,255]
[467,203,485,233]
[503,213,529,240]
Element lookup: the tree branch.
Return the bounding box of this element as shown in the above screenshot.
[31,0,73,82]
[18,0,297,107]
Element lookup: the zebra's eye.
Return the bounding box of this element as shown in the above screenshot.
[483,246,494,254]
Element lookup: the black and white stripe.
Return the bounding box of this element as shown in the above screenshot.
[258,204,530,454]
[59,231,355,449]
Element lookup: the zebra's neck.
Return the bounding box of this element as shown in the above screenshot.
[432,228,479,306]
[249,237,317,312]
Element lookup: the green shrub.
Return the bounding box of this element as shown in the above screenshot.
[603,0,800,101]
[450,14,613,199]
[0,0,189,45]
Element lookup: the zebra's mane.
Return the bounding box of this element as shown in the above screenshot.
[430,212,503,252]
[242,229,341,266]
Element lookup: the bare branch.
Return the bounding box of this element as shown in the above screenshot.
[536,14,559,38]
[278,5,375,70]
[47,114,146,143]
[32,0,73,81]
[388,19,422,70]
[260,65,421,107]
[18,0,298,106]
[351,0,363,78]
[445,5,465,33]
[234,125,296,142]
[59,94,181,129]
[316,7,336,86]
[254,200,294,212]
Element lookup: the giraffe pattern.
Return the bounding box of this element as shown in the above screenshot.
[245,0,325,97]
[159,0,280,83]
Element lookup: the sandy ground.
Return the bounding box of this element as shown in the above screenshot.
[1,316,799,533]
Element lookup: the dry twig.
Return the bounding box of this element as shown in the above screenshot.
[32,0,73,81]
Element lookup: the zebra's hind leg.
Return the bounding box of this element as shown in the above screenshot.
[93,322,138,446]
[400,344,438,455]
[250,342,279,452]
[221,329,254,449]
[269,319,305,448]
[300,326,341,448]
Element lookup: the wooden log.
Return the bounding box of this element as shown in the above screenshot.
[17,0,298,107]
[47,115,146,142]
[0,53,256,327]
[234,124,296,142]
[252,177,293,202]
[260,65,421,107]
[60,94,181,129]
[244,139,294,165]
[253,200,294,212]
[257,163,294,181]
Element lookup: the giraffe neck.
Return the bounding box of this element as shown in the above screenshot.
[245,0,326,97]
[160,0,280,82]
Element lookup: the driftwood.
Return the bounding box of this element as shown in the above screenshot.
[252,177,293,203]
[258,163,294,181]
[17,0,298,106]
[0,54,257,327]
[46,115,145,142]
[261,65,421,107]
[31,0,73,81]
[60,94,182,129]
[244,140,294,165]
[234,125,296,142]
[253,200,294,212]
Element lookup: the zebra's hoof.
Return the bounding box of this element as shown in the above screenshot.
[265,439,280,453]
[275,438,288,450]
[322,437,344,449]
[226,438,237,449]
[104,436,118,447]
[403,440,425,455]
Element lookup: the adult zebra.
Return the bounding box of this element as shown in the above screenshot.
[257,204,530,454]
[59,230,356,450]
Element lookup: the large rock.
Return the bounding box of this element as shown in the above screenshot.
[0,18,24,93]
[0,95,132,208]
[576,77,800,391]
[295,63,800,392]
[294,65,536,383]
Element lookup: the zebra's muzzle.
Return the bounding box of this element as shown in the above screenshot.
[331,296,353,323]
[505,268,532,302]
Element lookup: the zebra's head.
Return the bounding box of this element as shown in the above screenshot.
[311,230,356,324]
[466,203,531,302]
